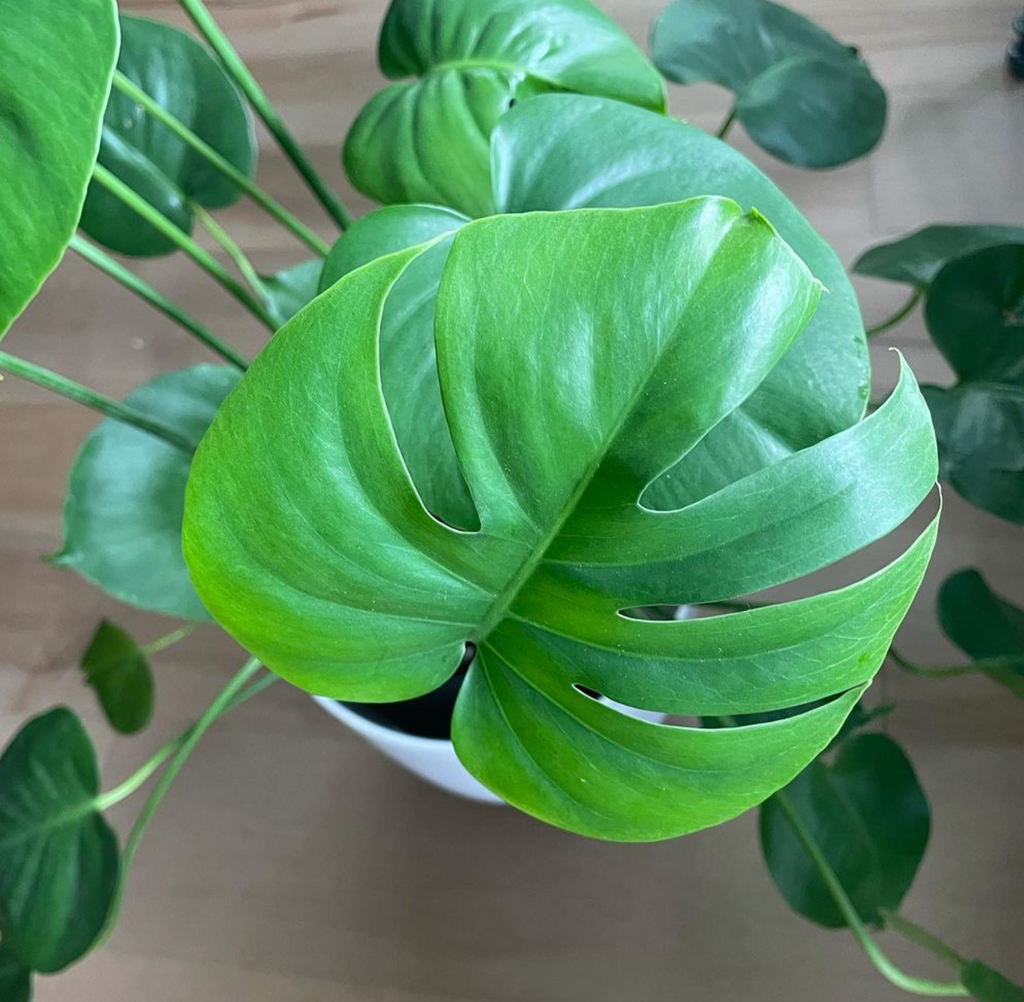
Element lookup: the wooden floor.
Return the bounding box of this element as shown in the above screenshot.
[2,0,1023,999]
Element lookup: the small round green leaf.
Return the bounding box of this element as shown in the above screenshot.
[0,709,119,973]
[52,365,240,620]
[652,0,886,168]
[80,620,155,735]
[760,733,930,928]
[962,961,1024,1002]
[938,569,1024,700]
[343,0,666,215]
[854,224,1024,287]
[262,260,324,329]
[0,945,31,1002]
[79,15,256,257]
[0,0,118,341]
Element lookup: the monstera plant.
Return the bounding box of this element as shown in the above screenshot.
[0,0,1020,999]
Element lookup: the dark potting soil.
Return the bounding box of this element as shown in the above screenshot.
[341,669,466,740]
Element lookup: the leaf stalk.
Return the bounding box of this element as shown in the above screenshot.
[866,287,925,338]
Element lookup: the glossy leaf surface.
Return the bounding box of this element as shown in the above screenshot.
[938,569,1024,700]
[185,201,938,840]
[0,710,118,973]
[262,260,324,328]
[80,620,155,734]
[652,0,886,167]
[0,0,118,340]
[79,15,256,257]
[760,733,930,928]
[343,0,665,215]
[921,244,1024,523]
[53,365,239,620]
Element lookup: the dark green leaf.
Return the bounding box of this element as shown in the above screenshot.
[0,709,119,973]
[262,260,323,328]
[343,0,666,215]
[0,945,31,1002]
[80,620,155,735]
[52,365,240,620]
[79,15,256,257]
[652,0,886,167]
[962,961,1024,1002]
[854,224,1024,287]
[184,201,938,840]
[938,569,1024,699]
[0,0,118,340]
[760,733,930,928]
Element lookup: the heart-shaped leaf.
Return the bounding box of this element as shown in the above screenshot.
[0,945,31,1002]
[854,224,1024,288]
[262,260,324,328]
[184,200,938,840]
[919,244,1024,523]
[52,365,240,620]
[0,0,118,340]
[962,961,1024,1002]
[79,15,256,257]
[651,0,886,168]
[327,95,869,524]
[938,569,1024,700]
[0,709,119,973]
[80,621,155,735]
[343,0,666,216]
[760,732,930,928]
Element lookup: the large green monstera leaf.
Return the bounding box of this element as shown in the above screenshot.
[0,0,118,340]
[184,201,937,840]
[651,0,886,168]
[326,95,868,526]
[79,15,256,257]
[343,0,666,216]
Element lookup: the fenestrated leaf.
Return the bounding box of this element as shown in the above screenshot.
[962,961,1024,1002]
[651,0,886,168]
[854,224,1024,288]
[760,733,930,928]
[328,96,869,523]
[79,15,256,257]
[0,945,31,1002]
[343,0,666,216]
[0,0,118,341]
[262,260,323,328]
[183,200,938,841]
[0,709,119,973]
[80,620,155,734]
[938,569,1024,700]
[921,244,1024,523]
[52,365,240,620]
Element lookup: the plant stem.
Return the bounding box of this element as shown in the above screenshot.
[111,71,330,257]
[888,646,1024,679]
[716,105,737,139]
[881,911,969,971]
[191,201,269,301]
[91,164,277,331]
[141,624,199,658]
[174,0,352,231]
[0,351,197,453]
[771,790,967,997]
[866,287,925,338]
[69,235,248,370]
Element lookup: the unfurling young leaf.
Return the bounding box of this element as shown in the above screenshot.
[0,710,119,973]
[184,199,938,841]
[79,15,256,257]
[80,621,156,735]
[343,0,666,215]
[760,732,930,928]
[0,0,118,341]
[652,0,886,168]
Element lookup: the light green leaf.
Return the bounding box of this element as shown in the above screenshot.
[0,945,31,1002]
[0,709,119,973]
[52,365,240,620]
[80,621,155,735]
[343,0,666,215]
[0,0,118,341]
[962,961,1024,1002]
[79,15,256,257]
[652,0,886,167]
[854,224,1024,287]
[760,733,930,928]
[262,260,323,328]
[938,569,1024,700]
[184,200,937,840]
